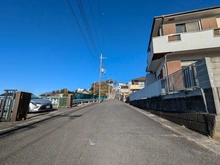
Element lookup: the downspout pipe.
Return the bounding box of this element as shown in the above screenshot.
[164,54,169,93]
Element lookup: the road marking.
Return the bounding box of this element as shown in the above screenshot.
[89,140,95,146]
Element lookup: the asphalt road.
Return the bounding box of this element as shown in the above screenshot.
[0,100,220,165]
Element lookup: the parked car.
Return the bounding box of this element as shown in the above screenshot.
[0,93,53,112]
[29,94,53,112]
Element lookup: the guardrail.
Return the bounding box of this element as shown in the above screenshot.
[72,99,99,105]
[45,96,100,108]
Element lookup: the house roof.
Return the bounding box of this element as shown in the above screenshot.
[154,6,220,19]
[132,76,146,81]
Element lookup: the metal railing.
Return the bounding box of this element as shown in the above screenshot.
[131,79,162,100]
[44,97,99,108]
[165,63,198,93]
[130,63,198,101]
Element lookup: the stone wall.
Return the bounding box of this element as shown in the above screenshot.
[205,57,220,114]
[130,92,207,113]
[147,110,220,138]
[210,57,220,88]
[130,97,220,138]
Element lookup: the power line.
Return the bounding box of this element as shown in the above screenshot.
[98,0,105,52]
[66,0,98,68]
[76,0,99,54]
[106,72,145,75]
[88,0,101,52]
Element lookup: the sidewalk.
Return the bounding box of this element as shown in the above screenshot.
[0,103,94,134]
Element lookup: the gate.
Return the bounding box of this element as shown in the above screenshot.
[0,90,17,121]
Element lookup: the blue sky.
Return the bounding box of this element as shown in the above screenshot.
[0,0,219,95]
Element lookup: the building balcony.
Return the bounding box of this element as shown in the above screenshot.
[130,85,144,90]
[147,28,220,69]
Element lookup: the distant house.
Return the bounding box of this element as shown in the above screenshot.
[130,76,146,93]
[117,82,130,101]
[77,88,90,94]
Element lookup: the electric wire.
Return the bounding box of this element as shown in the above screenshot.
[88,0,101,52]
[66,0,98,68]
[106,72,145,75]
[97,0,105,52]
[76,0,99,54]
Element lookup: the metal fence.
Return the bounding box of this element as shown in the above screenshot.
[166,63,198,93]
[130,63,199,101]
[43,97,68,108]
[45,96,100,108]
[0,90,17,121]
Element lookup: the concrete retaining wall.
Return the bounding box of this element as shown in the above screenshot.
[147,110,220,137]
[130,93,207,113]
[130,94,220,138]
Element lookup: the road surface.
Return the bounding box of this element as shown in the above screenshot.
[0,100,220,165]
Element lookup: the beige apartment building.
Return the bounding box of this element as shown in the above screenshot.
[130,6,220,138]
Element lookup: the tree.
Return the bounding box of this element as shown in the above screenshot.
[89,81,112,96]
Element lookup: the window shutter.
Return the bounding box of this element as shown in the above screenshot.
[201,18,210,30]
[201,17,218,30]
[209,17,218,28]
[163,24,176,35]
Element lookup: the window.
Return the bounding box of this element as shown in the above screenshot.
[186,22,200,32]
[214,29,220,36]
[176,21,200,33]
[138,82,144,87]
[168,34,181,42]
[176,24,186,33]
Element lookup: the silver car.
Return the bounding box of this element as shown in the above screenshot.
[29,94,53,112]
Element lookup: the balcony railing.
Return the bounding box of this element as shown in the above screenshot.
[130,84,144,90]
[165,63,198,93]
[130,63,199,101]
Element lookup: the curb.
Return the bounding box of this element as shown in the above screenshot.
[0,103,97,135]
[126,103,220,156]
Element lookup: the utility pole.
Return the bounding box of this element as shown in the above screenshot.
[108,82,110,99]
[93,82,95,100]
[99,54,106,103]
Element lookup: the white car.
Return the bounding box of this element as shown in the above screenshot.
[29,94,53,112]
